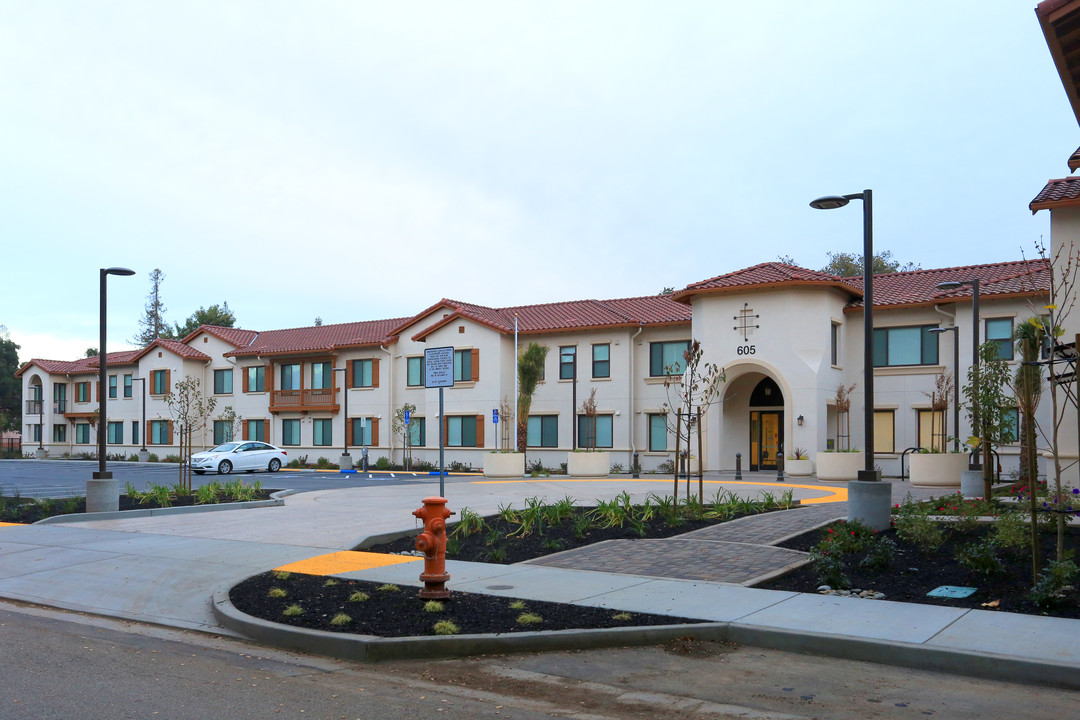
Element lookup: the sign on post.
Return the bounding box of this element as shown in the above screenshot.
[492,408,499,424]
[425,346,455,388]
[404,410,411,425]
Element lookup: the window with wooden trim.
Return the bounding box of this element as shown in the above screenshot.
[76,382,90,403]
[873,410,894,454]
[280,364,301,391]
[313,418,332,446]
[446,415,481,447]
[243,419,266,442]
[407,357,426,387]
[592,344,610,379]
[648,413,668,452]
[281,419,301,446]
[213,369,233,394]
[454,350,478,382]
[349,417,378,446]
[244,366,266,393]
[150,369,170,395]
[649,341,690,376]
[526,416,558,448]
[351,359,378,388]
[311,362,332,390]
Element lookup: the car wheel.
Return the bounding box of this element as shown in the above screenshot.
[268,458,281,472]
[218,460,233,475]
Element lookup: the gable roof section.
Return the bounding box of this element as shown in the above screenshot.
[225,318,408,357]
[14,349,141,378]
[1037,0,1080,128]
[181,325,261,348]
[841,259,1049,310]
[131,338,212,363]
[672,263,861,304]
[1030,177,1080,212]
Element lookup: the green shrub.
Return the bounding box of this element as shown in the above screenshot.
[423,601,444,612]
[323,578,339,587]
[376,584,400,592]
[956,539,1004,575]
[315,456,331,469]
[486,546,507,562]
[612,612,633,621]
[348,592,370,603]
[858,536,897,571]
[147,453,160,462]
[810,548,849,589]
[433,620,459,635]
[516,612,543,626]
[508,600,526,610]
[375,456,392,471]
[894,512,947,552]
[282,604,303,617]
[992,510,1030,549]
[268,587,287,598]
[272,570,292,580]
[329,613,351,626]
[1030,559,1079,607]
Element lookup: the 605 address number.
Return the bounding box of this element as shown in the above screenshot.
[736,345,756,355]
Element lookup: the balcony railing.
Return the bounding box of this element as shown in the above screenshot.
[26,400,43,414]
[269,388,339,413]
[54,401,67,413]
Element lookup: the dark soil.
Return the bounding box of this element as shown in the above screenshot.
[229,572,702,637]
[0,490,280,523]
[757,523,1080,619]
[365,506,783,564]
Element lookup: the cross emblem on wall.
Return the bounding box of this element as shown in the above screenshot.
[733,303,760,342]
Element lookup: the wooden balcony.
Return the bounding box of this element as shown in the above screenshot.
[269,388,340,414]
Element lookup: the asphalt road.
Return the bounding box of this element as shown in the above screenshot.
[3,600,1078,720]
[0,459,475,498]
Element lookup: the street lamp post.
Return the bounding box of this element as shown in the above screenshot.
[928,326,961,453]
[811,190,890,530]
[333,367,352,470]
[88,266,135,513]
[132,377,148,460]
[935,278,980,469]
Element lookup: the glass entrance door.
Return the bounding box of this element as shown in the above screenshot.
[750,411,783,471]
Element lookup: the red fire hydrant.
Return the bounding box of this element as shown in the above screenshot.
[412,496,454,599]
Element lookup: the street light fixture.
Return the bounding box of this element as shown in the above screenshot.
[928,326,960,452]
[89,266,135,513]
[332,367,353,470]
[935,277,980,469]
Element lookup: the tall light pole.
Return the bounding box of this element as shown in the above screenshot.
[935,278,980,469]
[132,376,147,459]
[811,190,890,531]
[333,367,352,470]
[89,266,135,513]
[929,326,960,452]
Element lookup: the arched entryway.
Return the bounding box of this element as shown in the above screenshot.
[719,368,787,472]
[748,377,783,471]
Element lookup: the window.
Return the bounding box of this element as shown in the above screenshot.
[350,418,376,446]
[281,419,301,446]
[53,424,66,442]
[1001,408,1019,444]
[407,418,426,447]
[213,420,232,444]
[831,323,840,366]
[985,318,1014,361]
[648,414,668,452]
[150,420,171,445]
[454,349,476,382]
[577,414,613,449]
[75,423,90,444]
[131,421,139,446]
[872,326,939,367]
[527,416,558,448]
[123,374,133,398]
[407,357,426,387]
[559,346,576,380]
[873,411,894,454]
[280,364,301,391]
[106,421,122,444]
[245,419,266,442]
[352,359,375,388]
[31,424,41,442]
[214,369,233,394]
[245,366,265,392]
[313,418,332,446]
[650,341,690,376]
[54,383,66,412]
[311,362,332,389]
[917,410,947,452]
[447,416,480,447]
[76,382,89,403]
[108,375,117,399]
[592,344,610,379]
[151,369,169,395]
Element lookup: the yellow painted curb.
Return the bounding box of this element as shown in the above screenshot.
[0,522,25,527]
[471,478,847,504]
[274,551,420,576]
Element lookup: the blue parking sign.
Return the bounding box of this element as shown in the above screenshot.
[492,408,499,424]
[404,410,411,425]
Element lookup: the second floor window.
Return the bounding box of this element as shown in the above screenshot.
[352,359,376,388]
[151,369,169,395]
[76,382,90,403]
[407,357,426,386]
[985,318,1015,361]
[559,346,576,380]
[124,374,133,398]
[108,375,117,399]
[872,326,939,367]
[245,366,265,392]
[312,362,332,389]
[650,341,690,376]
[214,369,233,394]
[454,350,476,382]
[592,344,610,378]
[280,364,301,391]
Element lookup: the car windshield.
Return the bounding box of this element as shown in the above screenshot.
[210,442,242,453]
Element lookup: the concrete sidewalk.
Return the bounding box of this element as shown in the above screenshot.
[1,474,1076,688]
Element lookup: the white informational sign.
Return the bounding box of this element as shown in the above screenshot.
[425,346,455,388]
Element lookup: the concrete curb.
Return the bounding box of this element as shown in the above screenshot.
[210,583,1080,689]
[210,585,727,662]
[34,489,296,525]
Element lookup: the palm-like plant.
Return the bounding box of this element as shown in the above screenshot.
[516,343,549,452]
[1013,317,1045,582]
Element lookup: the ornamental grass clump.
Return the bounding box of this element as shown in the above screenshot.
[267,587,287,599]
[433,620,459,635]
[516,612,543,626]
[423,601,444,613]
[282,604,303,617]
[329,613,351,626]
[347,591,370,603]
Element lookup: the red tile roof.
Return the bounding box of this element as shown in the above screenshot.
[840,259,1049,310]
[14,349,140,377]
[1030,177,1080,212]
[225,318,410,357]
[672,263,862,304]
[181,325,260,348]
[1069,146,1080,173]
[131,338,212,362]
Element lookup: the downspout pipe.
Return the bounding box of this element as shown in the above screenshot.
[380,345,394,461]
[629,323,644,467]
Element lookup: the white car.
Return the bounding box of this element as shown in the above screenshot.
[190,441,287,475]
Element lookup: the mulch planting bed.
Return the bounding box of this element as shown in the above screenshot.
[229,572,702,637]
[757,523,1080,620]
[0,490,280,523]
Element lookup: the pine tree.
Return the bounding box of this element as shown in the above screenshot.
[132,269,169,346]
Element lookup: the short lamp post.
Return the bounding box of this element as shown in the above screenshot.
[935,278,980,470]
[88,266,135,513]
[132,376,148,461]
[810,190,891,530]
[333,367,352,470]
[928,326,960,453]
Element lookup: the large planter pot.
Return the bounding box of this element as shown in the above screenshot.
[815,452,861,482]
[786,458,814,477]
[909,453,967,488]
[483,452,525,479]
[567,451,610,478]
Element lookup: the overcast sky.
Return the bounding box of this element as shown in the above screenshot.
[3,1,1077,363]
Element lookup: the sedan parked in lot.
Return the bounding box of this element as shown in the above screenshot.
[190,441,287,475]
